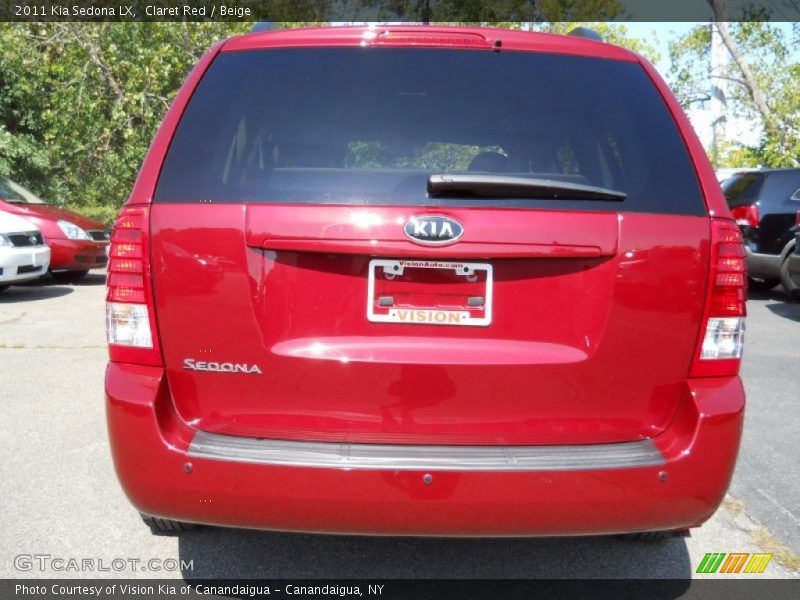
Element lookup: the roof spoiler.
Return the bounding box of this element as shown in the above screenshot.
[567,27,603,42]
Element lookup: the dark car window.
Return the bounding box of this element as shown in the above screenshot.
[155,48,705,215]
[722,173,765,208]
[762,170,800,202]
[0,177,47,204]
[0,178,23,201]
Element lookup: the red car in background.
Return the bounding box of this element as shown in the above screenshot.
[0,176,109,281]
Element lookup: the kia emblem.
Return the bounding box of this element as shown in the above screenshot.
[404,215,464,246]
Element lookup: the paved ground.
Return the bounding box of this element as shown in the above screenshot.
[732,288,800,554]
[1,274,798,580]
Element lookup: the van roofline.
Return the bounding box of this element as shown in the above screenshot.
[221,24,640,62]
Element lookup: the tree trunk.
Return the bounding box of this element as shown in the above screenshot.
[709,0,775,131]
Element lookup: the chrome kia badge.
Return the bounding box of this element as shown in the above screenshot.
[404,215,464,246]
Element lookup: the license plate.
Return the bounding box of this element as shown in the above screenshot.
[32,252,44,267]
[367,259,493,327]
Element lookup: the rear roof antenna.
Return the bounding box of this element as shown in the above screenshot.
[567,27,603,42]
[252,22,279,34]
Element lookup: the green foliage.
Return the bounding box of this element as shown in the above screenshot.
[669,22,800,168]
[0,22,249,217]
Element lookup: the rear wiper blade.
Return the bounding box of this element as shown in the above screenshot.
[427,174,627,201]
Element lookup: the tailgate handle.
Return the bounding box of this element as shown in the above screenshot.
[257,237,616,259]
[246,205,619,258]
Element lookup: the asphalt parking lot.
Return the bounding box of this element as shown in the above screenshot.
[1,274,798,580]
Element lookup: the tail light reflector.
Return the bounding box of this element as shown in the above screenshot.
[731,204,759,228]
[106,205,162,366]
[691,219,746,377]
[106,304,152,348]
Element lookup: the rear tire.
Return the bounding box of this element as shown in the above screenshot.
[779,255,799,300]
[748,277,779,291]
[140,514,199,534]
[50,269,90,283]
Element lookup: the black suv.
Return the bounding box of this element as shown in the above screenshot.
[722,169,800,292]
[786,210,800,300]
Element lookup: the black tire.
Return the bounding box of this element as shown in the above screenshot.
[0,284,9,293]
[779,255,800,300]
[747,277,780,291]
[140,513,199,534]
[50,269,90,283]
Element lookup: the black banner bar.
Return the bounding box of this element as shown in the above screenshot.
[0,0,799,23]
[3,579,800,600]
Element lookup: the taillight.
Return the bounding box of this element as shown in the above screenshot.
[731,204,759,228]
[690,219,746,377]
[106,205,162,366]
[796,210,800,227]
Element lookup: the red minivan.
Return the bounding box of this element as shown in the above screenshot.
[105,26,746,537]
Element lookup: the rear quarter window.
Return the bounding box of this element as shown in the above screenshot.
[722,173,765,208]
[155,47,705,216]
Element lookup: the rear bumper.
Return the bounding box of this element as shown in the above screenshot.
[788,251,800,287]
[744,246,782,280]
[106,363,744,536]
[47,238,108,271]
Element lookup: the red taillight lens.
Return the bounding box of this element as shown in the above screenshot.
[105,205,162,366]
[709,223,747,316]
[796,210,800,227]
[690,219,746,377]
[731,204,759,228]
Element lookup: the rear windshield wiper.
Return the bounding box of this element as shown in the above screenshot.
[427,174,627,201]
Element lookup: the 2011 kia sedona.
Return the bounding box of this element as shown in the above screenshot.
[105,26,746,537]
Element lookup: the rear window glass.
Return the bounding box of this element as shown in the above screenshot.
[722,172,765,207]
[155,48,705,215]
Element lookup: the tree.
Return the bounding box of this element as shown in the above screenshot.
[0,23,249,222]
[668,6,800,167]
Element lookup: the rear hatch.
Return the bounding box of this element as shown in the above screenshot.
[150,44,709,445]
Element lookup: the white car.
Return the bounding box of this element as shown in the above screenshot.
[0,210,51,292]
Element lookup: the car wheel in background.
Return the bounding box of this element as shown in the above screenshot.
[50,269,90,283]
[780,256,799,301]
[748,277,780,291]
